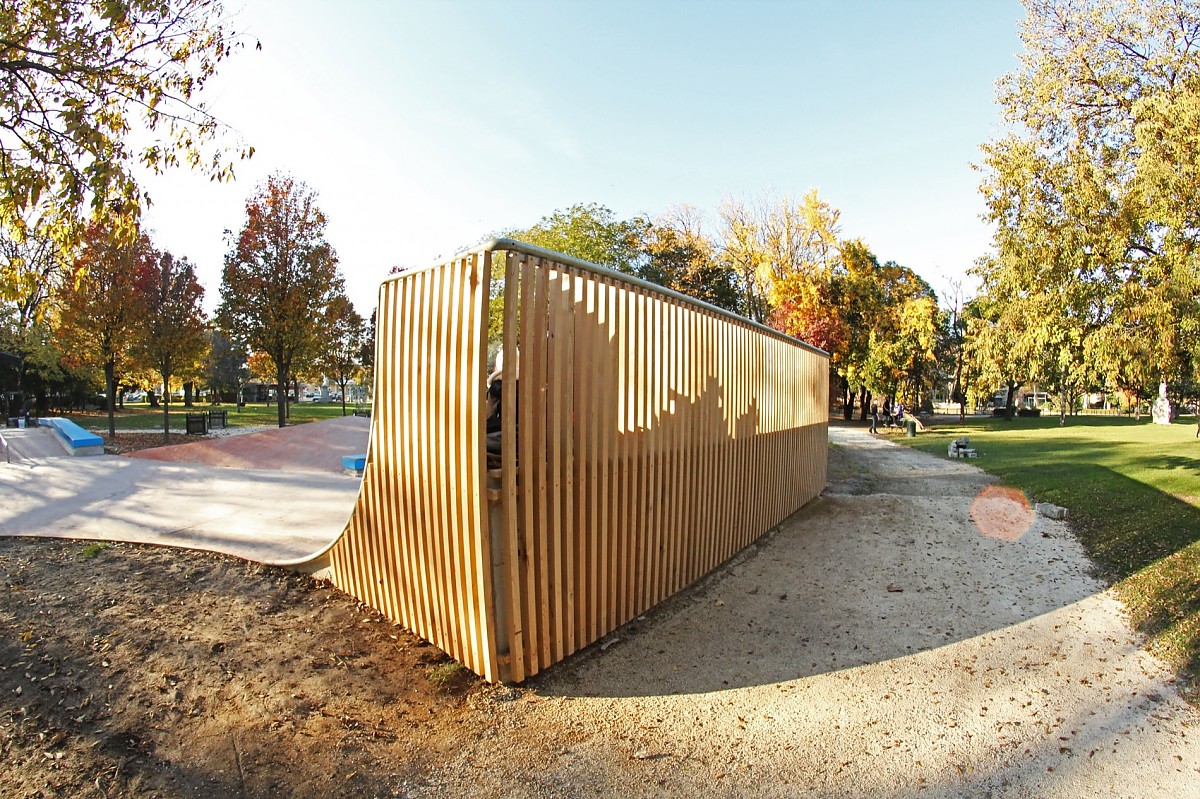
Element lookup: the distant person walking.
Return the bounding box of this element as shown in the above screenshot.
[870,404,879,434]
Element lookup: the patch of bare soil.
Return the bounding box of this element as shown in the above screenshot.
[0,540,489,798]
[101,432,193,455]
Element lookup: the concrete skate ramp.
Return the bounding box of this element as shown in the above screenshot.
[0,417,370,564]
[1,425,71,462]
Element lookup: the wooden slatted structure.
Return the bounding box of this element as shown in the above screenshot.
[302,239,828,683]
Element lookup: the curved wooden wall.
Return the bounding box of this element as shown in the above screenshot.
[311,241,828,684]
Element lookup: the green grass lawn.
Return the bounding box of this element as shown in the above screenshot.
[898,413,1200,702]
[63,401,368,431]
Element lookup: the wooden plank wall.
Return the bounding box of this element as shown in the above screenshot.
[492,250,828,682]
[323,253,499,682]
[314,244,828,686]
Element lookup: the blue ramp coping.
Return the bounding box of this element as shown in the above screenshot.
[41,417,105,456]
[342,453,367,474]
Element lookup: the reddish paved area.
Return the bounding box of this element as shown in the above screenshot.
[128,414,370,473]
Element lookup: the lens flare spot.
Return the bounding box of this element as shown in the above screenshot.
[970,485,1035,542]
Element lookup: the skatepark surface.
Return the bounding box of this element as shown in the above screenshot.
[0,416,369,563]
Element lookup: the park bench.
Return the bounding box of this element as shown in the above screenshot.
[41,417,104,456]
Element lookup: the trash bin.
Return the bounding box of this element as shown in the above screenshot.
[906,418,917,437]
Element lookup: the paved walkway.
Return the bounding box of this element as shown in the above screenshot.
[0,417,369,564]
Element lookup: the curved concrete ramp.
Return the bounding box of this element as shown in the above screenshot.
[0,417,369,564]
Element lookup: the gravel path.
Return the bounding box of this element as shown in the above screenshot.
[434,425,1199,798]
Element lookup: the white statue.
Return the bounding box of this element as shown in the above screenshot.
[1151,381,1173,425]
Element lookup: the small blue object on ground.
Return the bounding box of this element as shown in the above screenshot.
[41,417,105,456]
[342,453,367,475]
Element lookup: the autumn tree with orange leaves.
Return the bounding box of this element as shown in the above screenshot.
[134,249,207,441]
[217,173,345,428]
[56,224,152,436]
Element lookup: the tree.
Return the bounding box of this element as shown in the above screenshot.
[641,205,743,313]
[205,329,247,405]
[716,197,769,322]
[977,0,1200,420]
[0,217,66,395]
[218,173,344,428]
[504,203,650,276]
[319,293,363,416]
[938,279,972,421]
[0,0,252,240]
[358,308,375,402]
[56,224,150,436]
[133,249,207,441]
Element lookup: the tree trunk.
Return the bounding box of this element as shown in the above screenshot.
[275,365,288,428]
[184,381,194,408]
[1004,381,1017,420]
[858,386,869,421]
[104,361,117,438]
[1059,387,1068,427]
[953,345,966,422]
[161,370,172,444]
[842,379,853,421]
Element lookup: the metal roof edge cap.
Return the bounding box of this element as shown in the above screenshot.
[476,238,827,357]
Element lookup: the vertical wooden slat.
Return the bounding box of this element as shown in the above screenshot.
[437,261,464,659]
[379,281,408,624]
[517,254,542,677]
[532,261,552,669]
[631,291,647,613]
[564,267,578,652]
[668,299,685,595]
[409,269,436,645]
[467,253,498,682]
[499,251,524,684]
[582,275,600,645]
[595,278,614,633]
[569,271,591,647]
[424,265,451,650]
[652,297,672,604]
[546,268,564,661]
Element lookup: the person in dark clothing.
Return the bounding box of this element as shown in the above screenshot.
[486,379,502,434]
[870,403,879,434]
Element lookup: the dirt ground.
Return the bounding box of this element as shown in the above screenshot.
[2,425,1198,798]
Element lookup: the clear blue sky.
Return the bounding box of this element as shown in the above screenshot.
[140,0,1026,318]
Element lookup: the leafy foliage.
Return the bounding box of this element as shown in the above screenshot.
[505,203,649,276]
[204,329,248,402]
[0,0,253,240]
[55,223,150,435]
[319,292,364,415]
